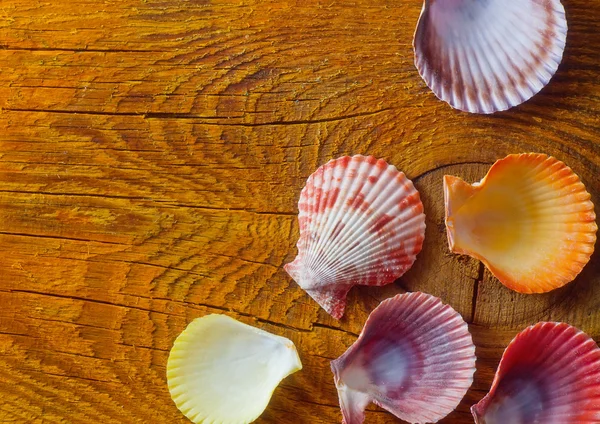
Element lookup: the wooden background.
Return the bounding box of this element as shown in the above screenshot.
[0,0,598,423]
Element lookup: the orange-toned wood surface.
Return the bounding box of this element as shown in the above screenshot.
[0,1,599,423]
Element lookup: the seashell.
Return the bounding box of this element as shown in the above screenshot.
[167,314,302,424]
[413,0,568,113]
[444,153,597,293]
[331,292,476,424]
[285,155,426,319]
[472,322,600,423]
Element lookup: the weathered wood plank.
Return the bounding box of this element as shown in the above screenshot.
[0,0,599,423]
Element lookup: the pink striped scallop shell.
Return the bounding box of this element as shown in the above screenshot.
[285,155,426,319]
[472,322,600,423]
[331,292,476,424]
[414,0,568,113]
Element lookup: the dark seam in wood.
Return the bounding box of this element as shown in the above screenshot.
[275,393,342,410]
[0,231,129,246]
[471,261,485,324]
[312,323,359,338]
[21,369,117,385]
[26,316,119,332]
[4,107,393,126]
[211,252,280,270]
[117,342,169,353]
[0,330,32,338]
[0,46,166,53]
[413,160,494,182]
[0,189,151,201]
[194,303,314,334]
[5,289,182,318]
[156,202,297,216]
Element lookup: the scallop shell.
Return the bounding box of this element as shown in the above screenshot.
[331,292,476,424]
[472,322,600,423]
[285,155,426,319]
[413,0,568,113]
[444,153,597,293]
[167,314,302,424]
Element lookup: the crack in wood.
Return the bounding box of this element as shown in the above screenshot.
[212,252,281,270]
[0,46,167,53]
[0,231,129,246]
[4,107,393,126]
[275,393,341,410]
[5,289,183,318]
[278,391,392,415]
[1,287,326,337]
[26,316,119,332]
[0,189,150,202]
[471,261,485,324]
[413,160,494,182]
[3,108,152,118]
[161,298,361,340]
[117,342,169,353]
[156,202,298,217]
[189,302,315,334]
[312,323,359,338]
[20,369,118,385]
[0,330,32,338]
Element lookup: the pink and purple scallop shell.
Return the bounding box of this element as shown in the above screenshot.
[413,0,567,113]
[331,292,476,423]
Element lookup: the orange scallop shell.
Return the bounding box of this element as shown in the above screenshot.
[444,153,597,293]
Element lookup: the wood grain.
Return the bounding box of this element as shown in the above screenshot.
[0,0,599,423]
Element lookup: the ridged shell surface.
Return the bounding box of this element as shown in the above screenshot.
[472,322,600,423]
[414,0,568,113]
[444,153,597,293]
[285,155,426,319]
[331,292,476,424]
[167,314,302,424]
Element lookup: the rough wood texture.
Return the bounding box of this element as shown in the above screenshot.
[0,1,599,423]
